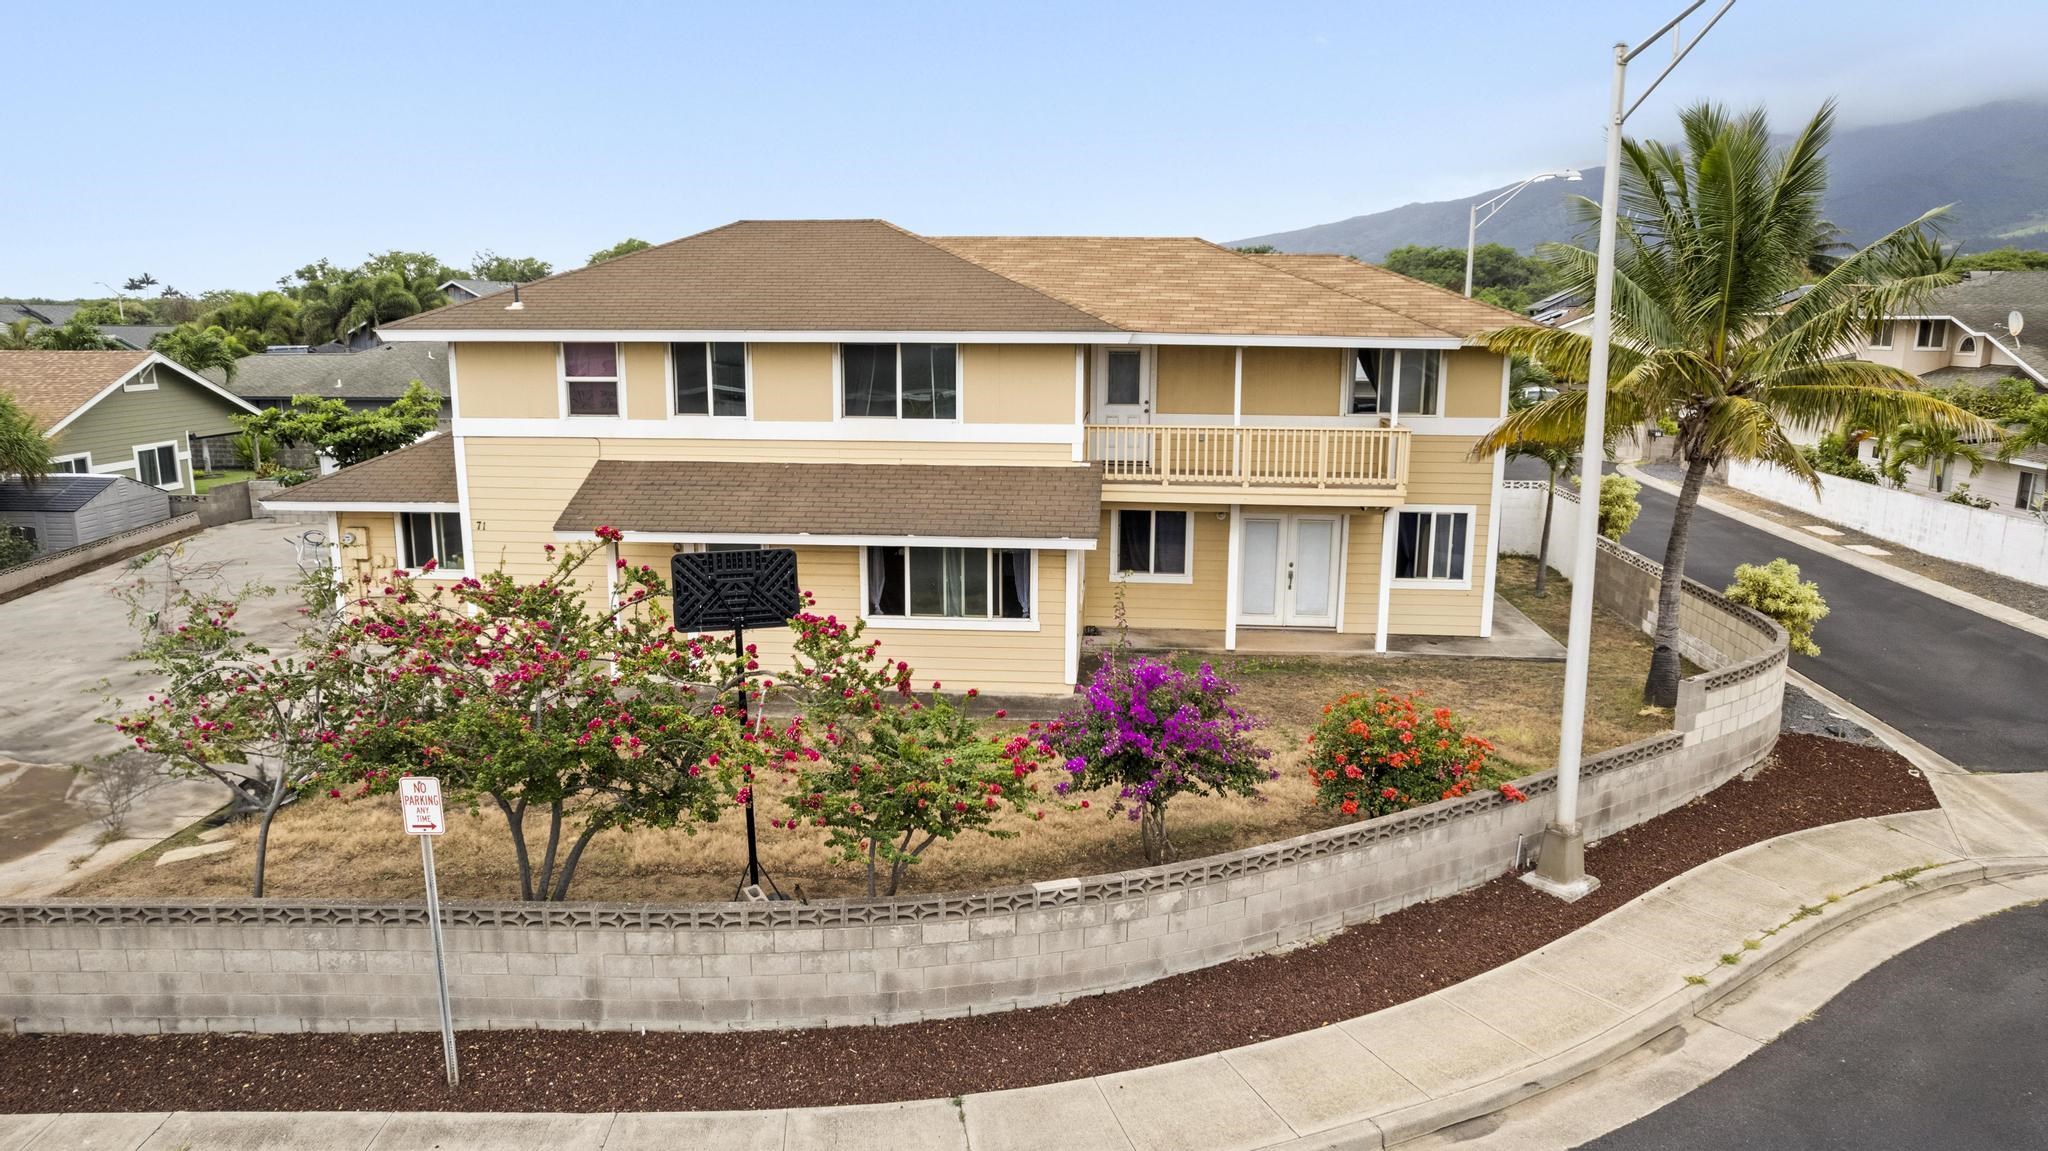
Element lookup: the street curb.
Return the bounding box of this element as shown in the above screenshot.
[1785,668,1966,777]
[1264,853,2048,1150]
[1617,463,2048,644]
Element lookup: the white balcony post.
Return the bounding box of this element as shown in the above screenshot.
[1225,504,1242,652]
[1374,508,1395,653]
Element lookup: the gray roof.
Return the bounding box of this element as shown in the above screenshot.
[0,304,168,350]
[0,474,115,513]
[441,279,515,299]
[1921,271,2048,382]
[212,342,451,402]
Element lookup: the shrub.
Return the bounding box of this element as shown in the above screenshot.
[1802,433,1877,483]
[1579,472,1641,539]
[1944,483,1994,509]
[0,527,34,570]
[1041,654,1270,864]
[1724,558,1829,657]
[1305,690,1497,818]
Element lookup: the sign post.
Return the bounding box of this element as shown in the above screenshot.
[671,548,802,900]
[402,776,459,1087]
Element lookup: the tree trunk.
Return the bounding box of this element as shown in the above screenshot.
[865,837,879,900]
[1535,466,1558,596]
[548,822,604,902]
[1644,454,1713,708]
[250,787,285,898]
[535,800,564,900]
[1139,802,1171,866]
[494,796,535,901]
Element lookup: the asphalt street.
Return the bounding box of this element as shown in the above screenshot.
[1585,902,2048,1150]
[1619,480,2048,772]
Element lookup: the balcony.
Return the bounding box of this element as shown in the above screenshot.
[1084,424,1409,506]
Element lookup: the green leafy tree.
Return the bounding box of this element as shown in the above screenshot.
[1802,432,1878,483]
[469,251,553,282]
[0,392,51,481]
[587,237,653,265]
[0,527,33,569]
[1927,377,2039,423]
[71,299,152,326]
[1232,244,1279,255]
[319,532,745,902]
[1509,436,1574,593]
[1952,248,2048,272]
[287,251,457,344]
[1724,558,1829,657]
[1578,472,1641,539]
[0,318,40,350]
[199,291,302,349]
[153,325,251,382]
[235,380,441,468]
[29,316,116,350]
[1383,242,1558,312]
[1998,396,2048,463]
[1476,101,1993,706]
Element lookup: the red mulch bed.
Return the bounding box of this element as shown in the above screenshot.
[0,733,1934,1113]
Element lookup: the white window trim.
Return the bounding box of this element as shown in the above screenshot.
[132,440,182,491]
[394,511,472,579]
[1957,335,1978,355]
[1390,504,1476,590]
[666,341,754,421]
[834,343,965,424]
[1913,319,1949,351]
[558,342,625,418]
[51,452,92,473]
[856,545,1041,632]
[122,366,158,392]
[1109,509,1196,584]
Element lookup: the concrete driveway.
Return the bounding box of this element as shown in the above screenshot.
[0,518,324,896]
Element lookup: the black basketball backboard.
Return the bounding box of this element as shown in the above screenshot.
[671,548,802,632]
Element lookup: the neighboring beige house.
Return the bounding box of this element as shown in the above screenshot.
[1843,271,2048,509]
[0,350,258,495]
[266,220,1526,695]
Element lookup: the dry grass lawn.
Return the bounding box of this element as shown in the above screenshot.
[63,558,1672,905]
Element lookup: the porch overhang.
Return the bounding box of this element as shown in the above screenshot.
[1099,483,1404,508]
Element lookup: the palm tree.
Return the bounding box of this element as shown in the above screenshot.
[0,318,40,349]
[1997,397,2048,463]
[1886,419,1988,493]
[1476,102,1994,706]
[297,272,446,345]
[0,393,50,481]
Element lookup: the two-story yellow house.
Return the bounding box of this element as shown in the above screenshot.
[267,220,1527,696]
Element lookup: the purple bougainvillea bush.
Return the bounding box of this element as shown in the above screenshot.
[1039,654,1271,864]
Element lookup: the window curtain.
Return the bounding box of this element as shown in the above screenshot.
[1007,549,1031,615]
[867,546,890,613]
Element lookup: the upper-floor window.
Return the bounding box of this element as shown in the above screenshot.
[865,545,1031,620]
[1351,349,1441,416]
[1914,319,1949,350]
[1957,336,1978,356]
[1868,320,1892,348]
[400,511,466,571]
[672,342,748,417]
[51,455,90,474]
[842,343,959,419]
[562,343,621,416]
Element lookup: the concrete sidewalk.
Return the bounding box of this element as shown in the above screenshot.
[12,772,2045,1151]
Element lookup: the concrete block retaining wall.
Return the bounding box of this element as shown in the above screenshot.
[0,513,201,602]
[0,516,1786,1036]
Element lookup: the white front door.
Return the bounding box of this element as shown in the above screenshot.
[1236,514,1342,628]
[1091,348,1153,467]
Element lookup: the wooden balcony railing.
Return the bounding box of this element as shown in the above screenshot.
[1084,424,1408,489]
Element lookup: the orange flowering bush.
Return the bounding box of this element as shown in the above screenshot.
[1304,690,1496,819]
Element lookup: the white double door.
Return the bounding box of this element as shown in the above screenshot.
[1237,514,1341,628]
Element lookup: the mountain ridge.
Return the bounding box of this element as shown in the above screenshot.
[1232,99,2048,261]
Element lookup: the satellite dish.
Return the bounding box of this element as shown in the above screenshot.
[2010,310,2025,338]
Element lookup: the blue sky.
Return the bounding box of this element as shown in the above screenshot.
[8,0,2046,298]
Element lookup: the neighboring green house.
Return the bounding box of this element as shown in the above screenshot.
[0,350,257,495]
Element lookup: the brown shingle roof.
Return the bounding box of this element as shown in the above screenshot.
[1249,253,1538,339]
[0,350,152,430]
[263,435,457,506]
[555,460,1102,541]
[382,220,1114,335]
[931,236,1454,339]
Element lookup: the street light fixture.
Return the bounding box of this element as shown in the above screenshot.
[1465,170,1581,297]
[1525,0,1738,904]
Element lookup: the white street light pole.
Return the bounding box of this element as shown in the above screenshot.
[93,282,125,323]
[1464,169,1581,297]
[1526,0,1737,903]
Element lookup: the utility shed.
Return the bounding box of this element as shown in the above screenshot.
[0,475,171,556]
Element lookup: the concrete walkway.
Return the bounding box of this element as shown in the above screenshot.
[12,770,2045,1150]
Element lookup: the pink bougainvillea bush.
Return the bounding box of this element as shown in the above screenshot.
[1039,654,1271,864]
[1305,689,1499,819]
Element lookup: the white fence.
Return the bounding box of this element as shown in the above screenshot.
[1727,460,2048,588]
[1500,480,1587,579]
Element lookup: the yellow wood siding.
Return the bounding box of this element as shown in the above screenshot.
[455,342,560,418]
[963,344,1077,424]
[1241,347,1342,416]
[751,343,834,421]
[623,343,668,420]
[617,542,1072,695]
[1442,349,1505,418]
[336,513,403,585]
[1154,346,1235,415]
[1339,509,1387,634]
[1387,433,1494,636]
[1081,505,1228,630]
